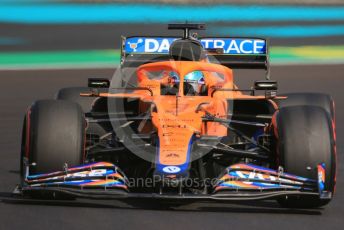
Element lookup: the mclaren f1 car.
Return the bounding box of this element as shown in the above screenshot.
[17,24,336,208]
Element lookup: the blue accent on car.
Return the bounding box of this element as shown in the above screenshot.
[125,37,266,55]
[318,163,326,192]
[125,37,177,54]
[155,135,195,176]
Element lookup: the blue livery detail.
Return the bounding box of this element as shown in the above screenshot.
[155,135,195,176]
[124,37,266,55]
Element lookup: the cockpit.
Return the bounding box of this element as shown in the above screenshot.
[160,71,207,96]
[137,61,232,97]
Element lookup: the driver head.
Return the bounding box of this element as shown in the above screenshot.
[184,71,205,95]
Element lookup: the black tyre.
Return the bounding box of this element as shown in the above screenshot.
[55,87,96,113]
[274,105,336,208]
[56,87,108,136]
[21,100,85,175]
[277,93,334,120]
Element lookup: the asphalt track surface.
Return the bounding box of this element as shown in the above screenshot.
[0,64,343,229]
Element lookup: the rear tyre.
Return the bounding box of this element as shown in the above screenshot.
[274,105,336,208]
[21,100,85,175]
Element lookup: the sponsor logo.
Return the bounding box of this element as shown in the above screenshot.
[125,37,266,54]
[69,169,108,178]
[201,39,266,54]
[236,171,275,181]
[162,166,181,173]
[162,132,173,136]
[232,171,302,185]
[144,38,177,53]
[127,38,143,52]
[162,124,187,128]
[166,153,180,158]
[125,37,177,54]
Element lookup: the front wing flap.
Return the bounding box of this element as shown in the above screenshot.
[23,162,128,191]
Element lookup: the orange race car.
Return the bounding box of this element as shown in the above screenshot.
[17,24,336,209]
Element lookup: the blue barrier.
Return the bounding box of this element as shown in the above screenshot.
[0,4,344,24]
[213,25,344,38]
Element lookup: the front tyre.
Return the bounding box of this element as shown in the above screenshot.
[55,87,108,136]
[21,100,85,176]
[274,105,336,208]
[276,93,334,120]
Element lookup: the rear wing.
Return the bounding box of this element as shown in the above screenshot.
[121,36,269,71]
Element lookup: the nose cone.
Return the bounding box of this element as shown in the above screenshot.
[153,133,195,180]
[153,170,189,189]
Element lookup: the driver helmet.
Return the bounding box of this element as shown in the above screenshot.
[168,71,180,84]
[184,71,205,95]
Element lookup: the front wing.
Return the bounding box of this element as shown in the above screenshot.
[16,162,331,201]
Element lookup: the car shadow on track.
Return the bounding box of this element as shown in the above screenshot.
[0,192,322,215]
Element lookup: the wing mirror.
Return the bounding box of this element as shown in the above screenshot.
[254,80,278,91]
[88,78,110,88]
